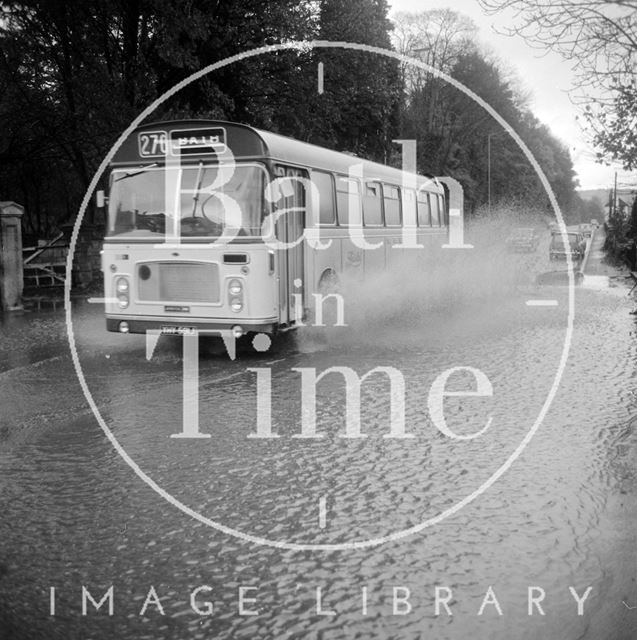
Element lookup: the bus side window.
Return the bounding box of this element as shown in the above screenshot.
[311,170,336,225]
[335,176,362,226]
[417,189,431,226]
[383,185,401,227]
[438,194,447,225]
[430,193,440,226]
[363,182,383,226]
[403,188,417,226]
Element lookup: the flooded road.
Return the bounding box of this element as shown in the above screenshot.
[2,229,637,639]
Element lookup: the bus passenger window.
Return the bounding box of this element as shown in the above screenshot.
[335,176,362,226]
[417,190,431,226]
[438,194,447,225]
[311,171,335,225]
[430,193,440,226]
[363,182,383,226]
[403,189,416,226]
[383,185,401,226]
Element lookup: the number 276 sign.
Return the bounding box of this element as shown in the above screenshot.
[138,130,167,157]
[138,128,227,157]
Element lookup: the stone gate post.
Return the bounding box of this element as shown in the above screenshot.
[0,201,25,312]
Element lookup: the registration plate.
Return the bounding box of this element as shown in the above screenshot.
[160,325,197,336]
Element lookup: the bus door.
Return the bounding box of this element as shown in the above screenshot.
[275,167,306,326]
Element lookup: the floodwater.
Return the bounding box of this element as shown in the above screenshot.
[1,229,637,639]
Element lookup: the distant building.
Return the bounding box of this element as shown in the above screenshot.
[604,190,637,221]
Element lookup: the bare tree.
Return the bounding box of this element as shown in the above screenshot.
[391,8,479,144]
[477,0,637,168]
[392,9,478,90]
[478,0,636,92]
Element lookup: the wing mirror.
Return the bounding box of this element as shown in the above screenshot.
[96,190,108,208]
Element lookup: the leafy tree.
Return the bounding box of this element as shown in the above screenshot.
[584,80,637,170]
[215,0,402,163]
[0,0,400,235]
[308,0,402,161]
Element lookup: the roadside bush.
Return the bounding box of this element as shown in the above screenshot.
[604,211,633,267]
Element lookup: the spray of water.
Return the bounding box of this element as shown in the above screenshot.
[296,207,551,352]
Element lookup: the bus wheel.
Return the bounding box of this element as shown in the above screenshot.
[242,331,275,355]
[253,330,298,356]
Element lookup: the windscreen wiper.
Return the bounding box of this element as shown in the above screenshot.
[113,164,158,182]
[191,161,204,217]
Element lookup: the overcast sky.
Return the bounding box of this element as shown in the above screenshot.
[388,0,636,193]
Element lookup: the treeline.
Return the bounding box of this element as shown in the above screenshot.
[393,10,586,218]
[0,0,584,238]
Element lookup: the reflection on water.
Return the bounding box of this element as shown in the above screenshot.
[1,271,637,638]
[582,274,611,290]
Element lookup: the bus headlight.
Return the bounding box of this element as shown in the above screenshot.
[228,278,243,312]
[116,277,129,293]
[116,277,129,308]
[228,279,243,296]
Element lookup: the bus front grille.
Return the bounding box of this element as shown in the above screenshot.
[137,262,220,303]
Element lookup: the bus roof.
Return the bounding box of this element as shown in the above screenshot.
[111,120,443,193]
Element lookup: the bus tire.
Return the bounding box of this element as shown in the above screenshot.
[244,330,283,355]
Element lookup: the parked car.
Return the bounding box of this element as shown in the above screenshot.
[506,227,540,252]
[549,232,586,261]
[579,223,593,237]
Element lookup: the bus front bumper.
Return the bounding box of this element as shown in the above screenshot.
[106,315,278,336]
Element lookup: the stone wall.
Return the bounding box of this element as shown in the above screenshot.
[0,201,25,311]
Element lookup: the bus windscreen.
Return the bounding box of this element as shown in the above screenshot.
[107,163,267,240]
